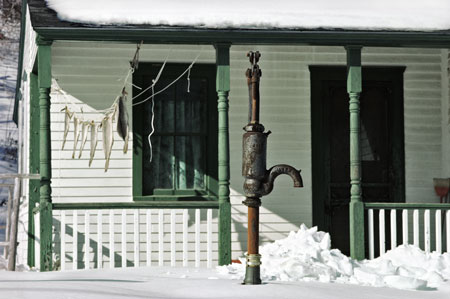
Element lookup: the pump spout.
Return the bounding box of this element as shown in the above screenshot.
[262,164,303,195]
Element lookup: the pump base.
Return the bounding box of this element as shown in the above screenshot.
[243,265,262,285]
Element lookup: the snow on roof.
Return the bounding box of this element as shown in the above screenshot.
[45,0,450,31]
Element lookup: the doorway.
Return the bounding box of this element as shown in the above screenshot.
[310,66,405,256]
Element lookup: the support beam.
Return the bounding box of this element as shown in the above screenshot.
[28,73,40,268]
[215,43,231,265]
[37,35,53,271]
[346,46,365,260]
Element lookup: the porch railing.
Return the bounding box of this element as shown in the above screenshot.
[364,203,450,259]
[34,202,219,271]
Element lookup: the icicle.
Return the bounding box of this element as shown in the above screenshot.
[61,106,73,150]
[78,121,89,158]
[72,116,81,159]
[89,121,98,167]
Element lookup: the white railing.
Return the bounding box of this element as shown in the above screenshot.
[35,206,218,271]
[366,203,450,259]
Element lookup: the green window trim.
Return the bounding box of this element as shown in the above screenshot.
[132,63,218,202]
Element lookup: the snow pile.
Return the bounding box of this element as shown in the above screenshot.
[45,0,450,31]
[218,225,450,290]
[0,256,30,272]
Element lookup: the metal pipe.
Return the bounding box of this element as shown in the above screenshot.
[242,51,303,285]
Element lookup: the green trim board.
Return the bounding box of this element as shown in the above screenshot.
[310,65,406,259]
[132,63,218,201]
[27,72,40,268]
[364,203,450,210]
[53,201,220,210]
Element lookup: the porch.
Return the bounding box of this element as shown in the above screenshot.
[13,1,449,272]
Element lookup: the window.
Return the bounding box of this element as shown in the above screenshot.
[133,64,218,200]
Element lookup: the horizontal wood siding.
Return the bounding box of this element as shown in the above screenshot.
[49,41,444,261]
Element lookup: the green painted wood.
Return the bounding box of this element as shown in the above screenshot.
[34,27,450,48]
[364,203,450,210]
[37,37,53,271]
[133,195,218,201]
[27,72,40,268]
[215,44,231,266]
[346,46,365,260]
[53,201,220,210]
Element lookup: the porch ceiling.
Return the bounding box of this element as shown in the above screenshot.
[29,0,450,48]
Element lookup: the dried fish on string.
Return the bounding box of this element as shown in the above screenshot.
[89,121,99,167]
[72,116,81,159]
[61,106,73,150]
[101,105,117,172]
[78,121,89,158]
[116,89,130,154]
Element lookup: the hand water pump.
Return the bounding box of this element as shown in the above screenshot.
[242,51,304,284]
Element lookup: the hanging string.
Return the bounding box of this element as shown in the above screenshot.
[148,83,156,162]
[132,52,201,107]
[131,49,171,101]
[187,67,191,93]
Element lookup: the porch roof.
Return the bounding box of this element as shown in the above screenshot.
[29,0,450,48]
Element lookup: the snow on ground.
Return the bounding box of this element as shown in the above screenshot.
[0,266,449,299]
[0,18,20,250]
[218,225,450,291]
[45,0,450,31]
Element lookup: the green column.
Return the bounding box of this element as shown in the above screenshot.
[346,46,365,260]
[215,43,231,265]
[28,73,40,268]
[37,35,53,271]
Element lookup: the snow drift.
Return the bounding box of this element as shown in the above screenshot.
[218,225,450,290]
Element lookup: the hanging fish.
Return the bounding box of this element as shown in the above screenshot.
[78,121,89,159]
[89,121,98,167]
[102,106,116,172]
[72,116,81,159]
[61,106,73,150]
[116,91,129,154]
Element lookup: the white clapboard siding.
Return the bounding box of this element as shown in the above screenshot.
[47,41,444,260]
[52,209,218,270]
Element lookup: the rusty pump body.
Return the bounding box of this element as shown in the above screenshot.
[242,51,303,285]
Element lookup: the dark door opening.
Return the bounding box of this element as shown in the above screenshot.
[311,66,405,257]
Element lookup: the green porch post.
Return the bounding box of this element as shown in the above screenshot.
[346,46,365,260]
[37,35,53,271]
[28,73,40,268]
[215,43,232,265]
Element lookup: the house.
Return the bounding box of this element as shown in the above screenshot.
[12,0,450,271]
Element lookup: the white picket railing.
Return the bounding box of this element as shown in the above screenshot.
[35,207,217,271]
[366,203,450,259]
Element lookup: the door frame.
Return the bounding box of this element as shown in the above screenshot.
[310,66,406,234]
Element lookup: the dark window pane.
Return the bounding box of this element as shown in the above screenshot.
[143,136,174,194]
[175,136,205,190]
[141,75,207,195]
[175,78,207,133]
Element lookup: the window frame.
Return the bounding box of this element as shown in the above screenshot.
[132,63,218,201]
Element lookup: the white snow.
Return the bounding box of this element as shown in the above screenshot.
[218,225,450,290]
[0,226,449,298]
[0,256,31,272]
[45,0,450,31]
[0,265,449,299]
[0,18,19,252]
